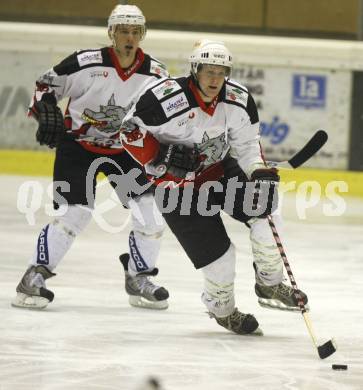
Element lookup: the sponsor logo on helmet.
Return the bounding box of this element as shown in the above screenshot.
[213,54,227,59]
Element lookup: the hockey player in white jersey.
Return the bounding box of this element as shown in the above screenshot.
[120,40,308,335]
[12,4,169,310]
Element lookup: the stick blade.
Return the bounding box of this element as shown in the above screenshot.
[288,130,328,169]
[318,339,337,359]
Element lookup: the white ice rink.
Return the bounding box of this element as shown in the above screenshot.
[1,175,363,390]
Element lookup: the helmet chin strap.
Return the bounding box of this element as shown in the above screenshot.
[109,27,117,50]
[191,73,210,99]
[197,83,210,98]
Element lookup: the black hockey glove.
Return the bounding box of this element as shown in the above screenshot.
[250,168,280,218]
[32,95,64,148]
[153,143,201,179]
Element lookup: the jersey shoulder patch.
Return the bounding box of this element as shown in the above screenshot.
[151,79,182,100]
[76,50,103,67]
[149,58,169,78]
[54,48,109,76]
[161,92,190,118]
[225,80,249,108]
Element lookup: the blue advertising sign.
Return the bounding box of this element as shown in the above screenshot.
[292,74,326,108]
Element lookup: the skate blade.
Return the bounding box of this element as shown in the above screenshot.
[129,295,168,310]
[233,326,264,336]
[258,298,310,312]
[11,293,49,310]
[250,327,264,336]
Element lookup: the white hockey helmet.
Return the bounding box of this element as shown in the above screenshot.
[189,40,233,77]
[108,4,146,40]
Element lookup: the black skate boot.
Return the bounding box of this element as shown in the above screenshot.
[208,308,263,335]
[119,254,169,310]
[12,265,55,309]
[254,263,308,311]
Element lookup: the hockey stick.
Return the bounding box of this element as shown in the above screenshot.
[267,130,328,169]
[267,215,336,359]
[264,129,335,358]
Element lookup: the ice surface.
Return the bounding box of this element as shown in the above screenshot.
[1,175,362,390]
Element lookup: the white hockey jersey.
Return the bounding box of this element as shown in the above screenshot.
[30,47,168,154]
[122,76,265,181]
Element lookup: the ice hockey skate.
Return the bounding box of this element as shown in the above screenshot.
[254,262,308,311]
[255,279,309,312]
[208,308,263,335]
[119,254,169,310]
[12,265,55,310]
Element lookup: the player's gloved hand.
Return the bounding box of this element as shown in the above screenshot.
[32,94,64,149]
[250,168,280,218]
[152,144,201,179]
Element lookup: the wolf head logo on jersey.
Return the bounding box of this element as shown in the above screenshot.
[195,131,229,166]
[81,94,133,135]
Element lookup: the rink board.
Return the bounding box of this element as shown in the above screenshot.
[0,149,362,198]
[1,22,363,170]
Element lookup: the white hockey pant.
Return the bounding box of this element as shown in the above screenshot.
[249,213,284,286]
[30,205,92,271]
[127,193,165,276]
[201,243,236,318]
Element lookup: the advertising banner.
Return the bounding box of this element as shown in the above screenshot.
[232,65,351,169]
[0,50,67,150]
[0,24,353,169]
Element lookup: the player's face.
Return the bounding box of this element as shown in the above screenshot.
[113,24,142,58]
[196,65,228,101]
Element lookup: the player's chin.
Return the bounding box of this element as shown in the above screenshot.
[206,87,219,98]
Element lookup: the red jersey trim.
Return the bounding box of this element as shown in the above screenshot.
[64,98,73,130]
[259,141,268,167]
[152,161,224,189]
[109,47,145,81]
[188,80,219,116]
[122,131,160,165]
